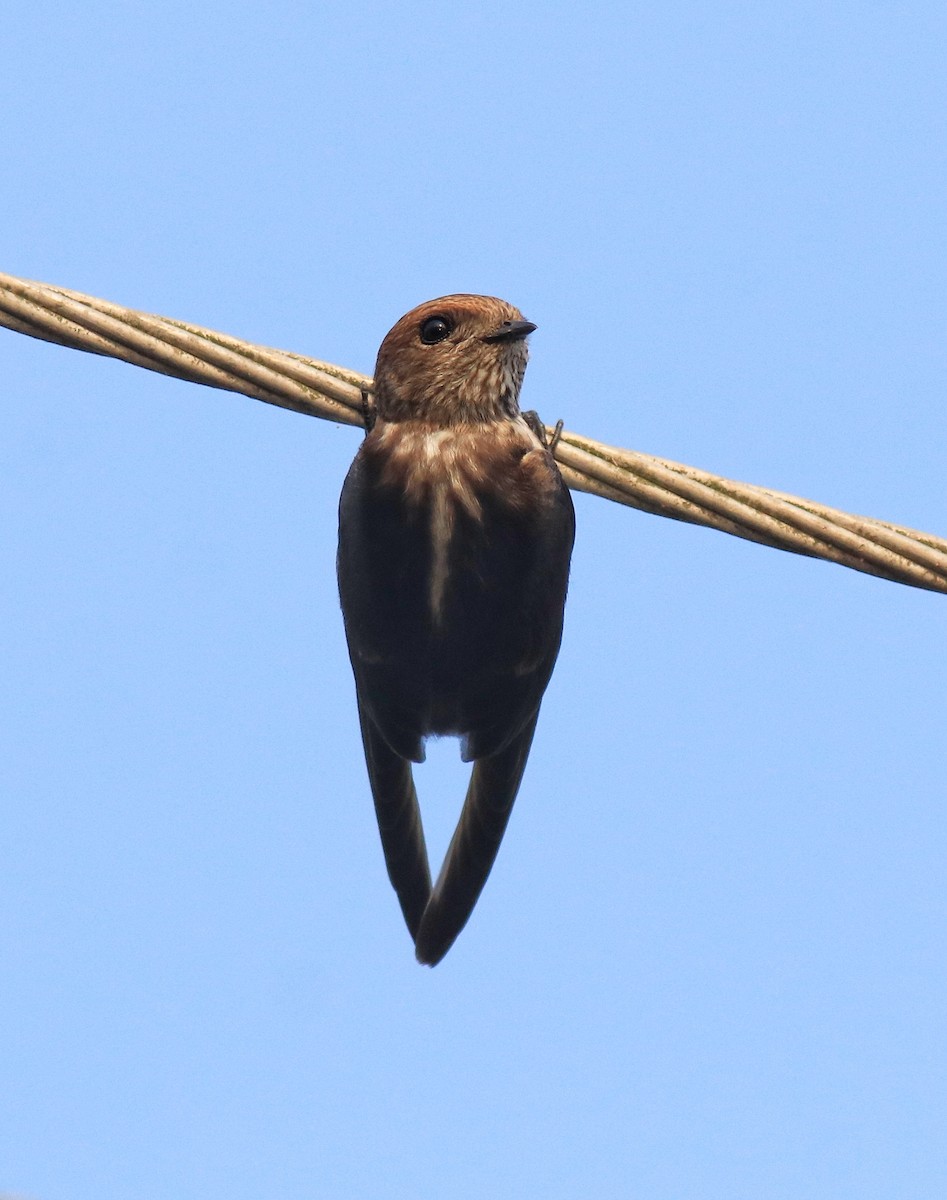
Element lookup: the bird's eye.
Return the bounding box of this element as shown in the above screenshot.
[419,315,453,344]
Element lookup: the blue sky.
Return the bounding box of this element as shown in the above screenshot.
[2,3,946,1197]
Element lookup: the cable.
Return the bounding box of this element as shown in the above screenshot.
[2,271,944,594]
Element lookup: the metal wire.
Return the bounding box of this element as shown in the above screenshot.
[2,271,945,594]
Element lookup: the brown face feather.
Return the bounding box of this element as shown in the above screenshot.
[372,295,533,425]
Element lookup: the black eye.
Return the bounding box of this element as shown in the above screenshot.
[419,315,453,344]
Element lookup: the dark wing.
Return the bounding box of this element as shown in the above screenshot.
[414,710,539,965]
[415,450,576,964]
[356,695,432,940]
[454,449,575,761]
[339,446,434,942]
[337,446,431,762]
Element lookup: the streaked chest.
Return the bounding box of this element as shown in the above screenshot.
[364,418,545,624]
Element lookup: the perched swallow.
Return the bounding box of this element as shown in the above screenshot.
[337,295,575,965]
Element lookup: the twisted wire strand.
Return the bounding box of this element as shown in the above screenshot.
[2,271,945,595]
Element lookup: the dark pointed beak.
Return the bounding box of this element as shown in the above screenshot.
[482,318,537,344]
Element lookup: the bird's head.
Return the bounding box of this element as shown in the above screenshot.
[372,295,536,425]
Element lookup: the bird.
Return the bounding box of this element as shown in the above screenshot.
[337,295,575,965]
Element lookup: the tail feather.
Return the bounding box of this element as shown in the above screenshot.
[358,698,432,940]
[414,713,540,966]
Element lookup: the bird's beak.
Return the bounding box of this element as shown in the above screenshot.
[482,319,537,343]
